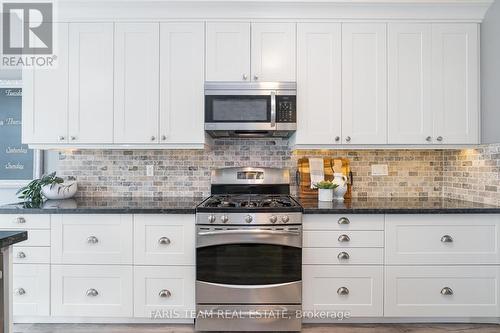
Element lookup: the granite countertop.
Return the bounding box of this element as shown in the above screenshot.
[0,230,27,248]
[0,197,206,214]
[296,197,500,214]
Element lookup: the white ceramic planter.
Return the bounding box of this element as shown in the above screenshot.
[318,188,333,202]
[41,181,78,200]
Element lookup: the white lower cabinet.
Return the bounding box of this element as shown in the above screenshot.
[134,266,195,318]
[51,265,133,317]
[13,247,50,264]
[303,265,383,317]
[385,266,500,317]
[13,264,50,317]
[303,248,384,265]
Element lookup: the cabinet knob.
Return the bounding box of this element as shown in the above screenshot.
[161,135,167,141]
[253,75,259,81]
[338,234,350,242]
[338,217,350,225]
[337,251,350,261]
[17,252,26,259]
[242,74,248,81]
[158,237,171,245]
[345,136,351,142]
[337,287,349,296]
[58,136,65,141]
[87,236,99,244]
[440,287,453,296]
[441,235,453,243]
[15,288,26,296]
[159,289,172,298]
[426,136,432,142]
[437,136,443,142]
[334,136,340,142]
[15,217,26,224]
[70,136,77,141]
[86,288,99,297]
[151,136,156,141]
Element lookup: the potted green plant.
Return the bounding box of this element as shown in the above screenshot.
[313,180,338,202]
[16,172,77,206]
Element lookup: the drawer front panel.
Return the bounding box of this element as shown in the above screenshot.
[0,214,50,229]
[134,266,195,318]
[51,265,133,317]
[303,265,383,317]
[385,266,500,317]
[304,230,383,248]
[13,247,50,264]
[304,215,384,231]
[303,248,383,265]
[51,214,133,264]
[386,214,500,264]
[13,264,50,317]
[134,214,195,265]
[17,230,50,247]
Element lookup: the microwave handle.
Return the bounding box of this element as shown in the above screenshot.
[270,91,276,128]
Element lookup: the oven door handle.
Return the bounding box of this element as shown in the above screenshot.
[196,229,302,248]
[197,230,300,237]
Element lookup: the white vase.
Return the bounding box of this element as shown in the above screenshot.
[41,181,78,200]
[318,188,333,202]
[332,173,348,201]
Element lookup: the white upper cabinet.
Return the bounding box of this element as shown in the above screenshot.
[295,23,342,145]
[388,24,432,144]
[206,22,251,82]
[23,23,69,144]
[68,23,114,144]
[342,23,387,145]
[114,23,160,144]
[251,23,296,82]
[159,23,205,145]
[432,24,479,144]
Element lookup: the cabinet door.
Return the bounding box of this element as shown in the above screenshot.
[251,23,296,82]
[388,24,432,144]
[206,22,250,82]
[22,23,68,144]
[342,23,387,145]
[159,23,204,145]
[13,264,50,317]
[432,24,479,144]
[114,23,159,144]
[68,23,114,144]
[296,23,341,145]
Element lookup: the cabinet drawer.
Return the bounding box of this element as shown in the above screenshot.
[134,266,195,318]
[304,215,384,231]
[134,214,195,265]
[17,230,50,247]
[304,230,383,248]
[51,265,133,317]
[385,266,500,317]
[13,247,50,264]
[303,248,383,265]
[303,265,383,317]
[13,264,50,317]
[51,214,133,264]
[0,214,50,229]
[385,214,500,264]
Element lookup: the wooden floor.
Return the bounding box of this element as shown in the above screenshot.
[13,324,500,333]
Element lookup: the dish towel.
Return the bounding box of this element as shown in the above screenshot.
[309,158,325,189]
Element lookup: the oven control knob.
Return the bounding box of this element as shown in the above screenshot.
[281,215,290,223]
[208,215,216,223]
[245,215,253,223]
[269,215,278,224]
[220,215,229,223]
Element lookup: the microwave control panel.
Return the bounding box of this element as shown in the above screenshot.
[276,95,296,123]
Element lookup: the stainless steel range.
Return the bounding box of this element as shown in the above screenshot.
[195,167,302,332]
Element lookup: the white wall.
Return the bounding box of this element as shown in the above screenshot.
[481,0,500,143]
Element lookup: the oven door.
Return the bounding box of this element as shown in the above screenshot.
[196,226,302,304]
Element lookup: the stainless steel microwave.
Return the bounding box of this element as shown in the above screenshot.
[204,82,296,138]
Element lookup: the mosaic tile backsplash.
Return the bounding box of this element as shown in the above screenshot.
[57,139,449,199]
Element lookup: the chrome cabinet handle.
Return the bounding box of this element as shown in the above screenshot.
[426,136,432,142]
[338,234,350,242]
[15,288,26,296]
[86,288,99,297]
[440,287,453,296]
[161,135,167,141]
[253,74,259,80]
[70,136,77,141]
[87,236,99,244]
[337,252,350,260]
[151,136,156,141]
[338,217,350,225]
[15,217,26,224]
[58,136,65,141]
[337,287,349,296]
[17,252,26,259]
[437,136,443,142]
[158,237,171,245]
[345,136,351,142]
[159,289,172,298]
[242,74,248,81]
[334,136,340,142]
[441,235,453,243]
